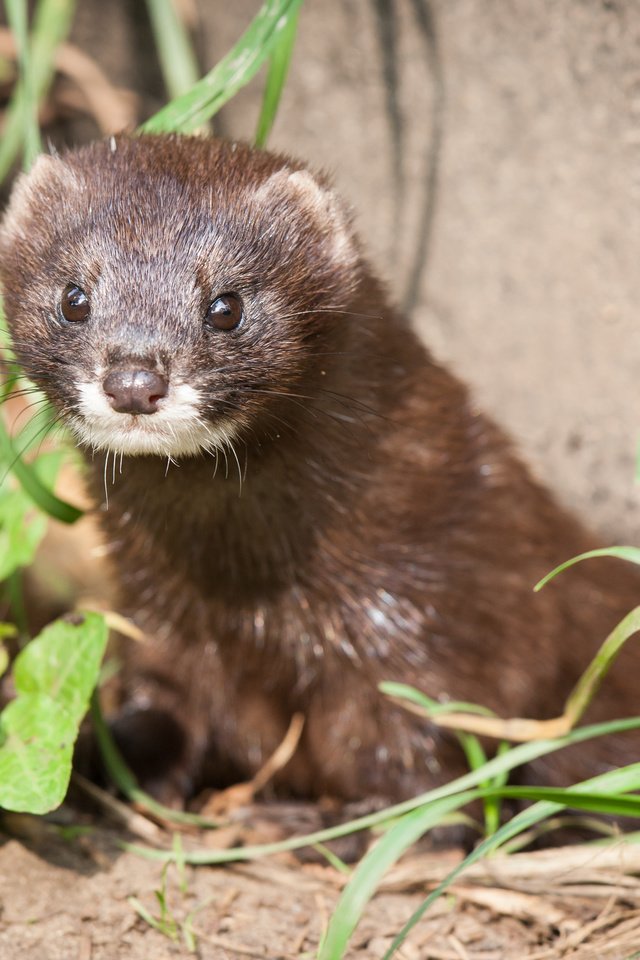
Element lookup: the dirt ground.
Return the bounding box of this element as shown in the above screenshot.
[2,801,640,960]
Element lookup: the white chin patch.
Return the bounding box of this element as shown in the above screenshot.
[71,381,236,457]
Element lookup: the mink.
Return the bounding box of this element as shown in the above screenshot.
[0,133,638,805]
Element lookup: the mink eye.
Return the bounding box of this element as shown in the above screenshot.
[59,283,90,323]
[205,293,244,331]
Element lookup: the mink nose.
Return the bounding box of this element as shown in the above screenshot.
[103,369,168,415]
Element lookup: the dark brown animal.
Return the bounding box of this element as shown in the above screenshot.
[1,134,638,804]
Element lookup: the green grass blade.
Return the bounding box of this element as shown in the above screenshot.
[6,571,28,638]
[5,0,42,167]
[323,770,640,959]
[312,843,351,875]
[482,785,640,818]
[382,761,640,959]
[124,716,640,865]
[0,69,27,180]
[386,600,640,740]
[457,731,506,837]
[562,605,640,727]
[0,416,82,524]
[319,782,640,960]
[0,0,76,181]
[379,681,495,717]
[0,302,82,524]
[140,0,304,134]
[482,740,510,835]
[381,681,504,836]
[457,732,487,772]
[0,308,18,369]
[535,546,640,591]
[144,0,200,100]
[317,794,478,960]
[254,8,299,147]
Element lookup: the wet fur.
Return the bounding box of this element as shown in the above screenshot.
[1,134,639,804]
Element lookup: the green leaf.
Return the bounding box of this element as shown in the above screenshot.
[0,486,47,579]
[254,8,299,147]
[0,693,77,814]
[0,451,61,579]
[140,0,304,134]
[14,612,108,728]
[0,612,108,813]
[0,449,79,578]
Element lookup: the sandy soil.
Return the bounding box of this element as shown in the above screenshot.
[1,801,640,960]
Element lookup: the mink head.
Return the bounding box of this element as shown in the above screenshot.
[0,135,360,457]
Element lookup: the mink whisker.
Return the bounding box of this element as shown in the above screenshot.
[6,396,54,433]
[222,427,243,495]
[32,413,68,458]
[239,387,365,435]
[316,387,394,424]
[0,385,44,401]
[277,307,384,322]
[103,451,110,508]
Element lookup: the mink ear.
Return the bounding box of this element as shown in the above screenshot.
[254,167,357,267]
[0,153,78,252]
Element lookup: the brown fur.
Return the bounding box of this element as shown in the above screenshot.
[1,134,639,804]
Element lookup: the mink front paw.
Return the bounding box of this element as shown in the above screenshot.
[108,705,195,808]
